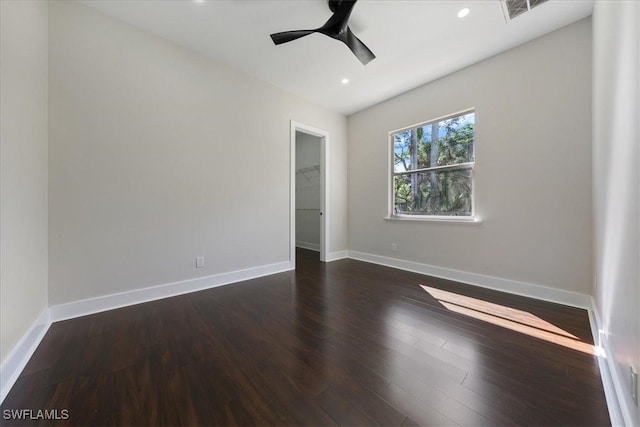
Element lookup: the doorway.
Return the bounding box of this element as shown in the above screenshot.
[290,121,328,265]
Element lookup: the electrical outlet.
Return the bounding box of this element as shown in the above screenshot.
[196,256,205,268]
[598,330,605,348]
[391,243,397,252]
[631,366,638,406]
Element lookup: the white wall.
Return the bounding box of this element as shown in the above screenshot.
[295,132,321,250]
[0,0,49,364]
[347,19,593,295]
[48,1,347,305]
[592,1,640,425]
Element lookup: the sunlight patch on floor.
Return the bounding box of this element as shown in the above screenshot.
[420,285,595,355]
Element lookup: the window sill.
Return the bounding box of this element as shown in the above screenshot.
[384,215,481,224]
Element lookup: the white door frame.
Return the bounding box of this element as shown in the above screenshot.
[290,121,329,265]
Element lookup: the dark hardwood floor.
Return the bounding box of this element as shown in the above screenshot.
[1,249,610,426]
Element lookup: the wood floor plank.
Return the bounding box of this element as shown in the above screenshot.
[379,383,458,426]
[0,249,610,426]
[315,386,377,426]
[327,379,406,427]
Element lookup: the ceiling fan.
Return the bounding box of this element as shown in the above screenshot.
[270,0,376,65]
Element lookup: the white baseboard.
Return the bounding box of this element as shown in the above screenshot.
[589,298,633,427]
[0,308,51,404]
[326,250,348,262]
[294,244,347,262]
[346,250,592,309]
[296,241,320,252]
[50,261,293,322]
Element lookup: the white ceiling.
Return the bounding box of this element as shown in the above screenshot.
[80,0,593,115]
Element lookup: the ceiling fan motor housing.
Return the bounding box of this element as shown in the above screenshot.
[328,0,343,13]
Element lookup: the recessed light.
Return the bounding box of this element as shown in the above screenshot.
[341,78,349,84]
[194,0,205,3]
[457,8,470,18]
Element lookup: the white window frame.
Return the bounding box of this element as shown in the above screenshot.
[387,108,477,222]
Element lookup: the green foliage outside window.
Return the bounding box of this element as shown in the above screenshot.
[392,112,475,216]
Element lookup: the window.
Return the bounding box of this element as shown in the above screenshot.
[390,110,475,219]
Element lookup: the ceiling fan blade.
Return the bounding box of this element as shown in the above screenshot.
[270,30,316,45]
[343,27,375,65]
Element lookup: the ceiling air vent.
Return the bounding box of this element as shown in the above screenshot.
[502,0,549,21]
